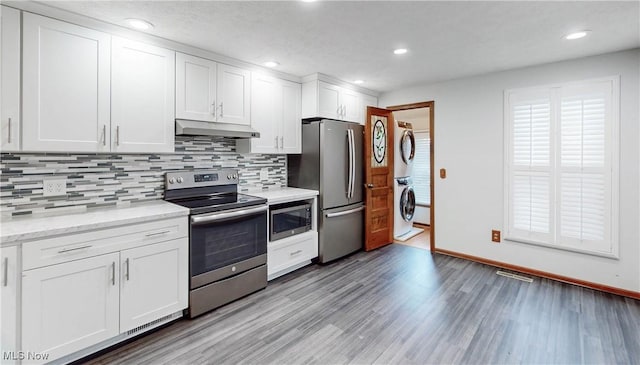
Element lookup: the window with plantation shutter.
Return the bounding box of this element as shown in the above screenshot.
[413,131,430,206]
[505,78,618,257]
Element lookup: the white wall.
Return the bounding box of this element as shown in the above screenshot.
[380,49,640,292]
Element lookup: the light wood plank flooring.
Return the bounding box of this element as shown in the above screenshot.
[81,244,640,365]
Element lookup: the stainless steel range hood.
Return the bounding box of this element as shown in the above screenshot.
[176,119,260,139]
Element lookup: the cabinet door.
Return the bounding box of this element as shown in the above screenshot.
[120,238,188,332]
[317,81,341,119]
[176,52,217,122]
[22,253,120,363]
[1,246,18,361]
[248,73,279,153]
[112,37,175,153]
[217,64,250,125]
[22,13,111,152]
[360,94,378,126]
[281,80,302,154]
[340,88,360,123]
[1,6,20,151]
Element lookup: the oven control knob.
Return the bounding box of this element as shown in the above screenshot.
[176,177,184,183]
[233,174,238,179]
[168,178,175,184]
[227,174,232,180]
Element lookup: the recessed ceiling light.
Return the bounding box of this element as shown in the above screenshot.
[264,61,280,68]
[565,31,590,40]
[125,18,154,30]
[353,80,364,84]
[393,48,408,55]
[301,0,317,2]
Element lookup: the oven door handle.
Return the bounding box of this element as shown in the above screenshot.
[191,205,268,225]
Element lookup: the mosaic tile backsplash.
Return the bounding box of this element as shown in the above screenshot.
[0,136,286,218]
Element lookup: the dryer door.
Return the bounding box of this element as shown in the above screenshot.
[400,186,416,221]
[400,129,416,164]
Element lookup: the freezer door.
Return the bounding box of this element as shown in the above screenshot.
[318,203,364,263]
[320,120,351,208]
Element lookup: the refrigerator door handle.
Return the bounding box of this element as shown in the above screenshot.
[346,129,352,199]
[350,129,356,198]
[347,129,355,199]
[326,206,365,218]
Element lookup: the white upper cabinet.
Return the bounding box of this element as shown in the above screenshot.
[175,53,250,126]
[175,53,217,122]
[280,80,302,153]
[111,37,175,153]
[237,73,301,154]
[1,6,21,152]
[217,63,251,125]
[22,13,111,152]
[302,76,378,124]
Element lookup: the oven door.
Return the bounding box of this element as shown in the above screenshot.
[190,205,267,289]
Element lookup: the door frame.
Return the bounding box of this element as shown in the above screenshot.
[386,101,435,251]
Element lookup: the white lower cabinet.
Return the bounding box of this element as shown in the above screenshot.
[20,218,188,363]
[22,253,121,362]
[268,231,318,279]
[1,246,19,364]
[120,239,188,332]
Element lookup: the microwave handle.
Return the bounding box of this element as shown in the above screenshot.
[191,205,267,225]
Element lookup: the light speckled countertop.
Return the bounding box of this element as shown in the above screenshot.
[250,187,319,204]
[0,201,189,246]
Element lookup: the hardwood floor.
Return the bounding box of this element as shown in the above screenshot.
[82,244,640,365]
[394,224,430,250]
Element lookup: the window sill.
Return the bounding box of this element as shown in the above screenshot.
[504,236,619,260]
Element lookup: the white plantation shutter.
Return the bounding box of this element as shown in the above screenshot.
[505,78,617,256]
[508,93,552,242]
[413,131,430,205]
[558,83,612,252]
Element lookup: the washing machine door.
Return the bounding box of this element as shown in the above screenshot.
[400,129,416,164]
[400,186,416,222]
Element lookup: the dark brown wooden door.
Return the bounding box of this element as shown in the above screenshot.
[364,107,394,251]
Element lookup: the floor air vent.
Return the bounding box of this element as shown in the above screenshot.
[496,270,534,283]
[127,314,176,336]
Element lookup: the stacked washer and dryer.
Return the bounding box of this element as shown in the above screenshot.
[393,120,424,241]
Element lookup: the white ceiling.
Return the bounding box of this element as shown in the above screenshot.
[40,1,639,93]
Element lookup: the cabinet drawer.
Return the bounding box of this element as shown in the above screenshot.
[23,217,187,270]
[267,231,318,275]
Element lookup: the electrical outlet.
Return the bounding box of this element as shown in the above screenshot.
[43,179,67,197]
[440,168,447,179]
[491,230,501,243]
[260,168,269,181]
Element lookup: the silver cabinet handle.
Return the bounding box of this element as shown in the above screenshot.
[290,250,303,256]
[125,258,130,281]
[102,125,106,146]
[274,136,278,149]
[219,102,224,118]
[191,205,267,225]
[3,257,8,287]
[326,206,365,218]
[111,262,116,286]
[211,100,216,115]
[279,136,284,150]
[7,118,11,144]
[116,126,120,146]
[58,245,92,254]
[145,230,171,237]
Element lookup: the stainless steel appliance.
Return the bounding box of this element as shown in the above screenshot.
[164,169,268,318]
[270,201,312,241]
[288,119,364,263]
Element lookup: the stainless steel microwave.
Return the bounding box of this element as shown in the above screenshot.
[270,201,312,241]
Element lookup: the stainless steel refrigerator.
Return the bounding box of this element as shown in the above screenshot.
[288,119,364,263]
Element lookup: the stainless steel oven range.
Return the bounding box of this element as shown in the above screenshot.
[164,169,268,318]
